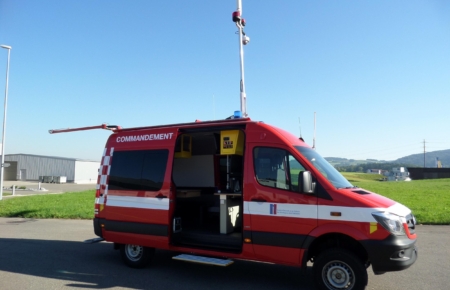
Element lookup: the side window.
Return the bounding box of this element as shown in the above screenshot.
[109,149,168,191]
[288,154,306,192]
[253,147,306,192]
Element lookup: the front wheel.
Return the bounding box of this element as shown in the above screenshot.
[120,244,154,268]
[313,248,368,290]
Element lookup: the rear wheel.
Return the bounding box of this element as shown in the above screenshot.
[120,244,154,268]
[313,248,368,290]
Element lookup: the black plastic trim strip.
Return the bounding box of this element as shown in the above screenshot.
[316,182,333,201]
[246,230,307,249]
[100,219,168,237]
[93,218,103,237]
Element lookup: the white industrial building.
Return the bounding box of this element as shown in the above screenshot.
[3,154,100,184]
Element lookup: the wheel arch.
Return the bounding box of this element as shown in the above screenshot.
[302,232,369,267]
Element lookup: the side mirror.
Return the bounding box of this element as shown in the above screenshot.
[300,171,315,194]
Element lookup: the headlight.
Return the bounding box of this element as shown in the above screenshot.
[372,212,406,235]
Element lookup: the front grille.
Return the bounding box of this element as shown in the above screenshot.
[406,213,416,235]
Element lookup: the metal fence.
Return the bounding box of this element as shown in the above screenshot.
[407,168,450,180]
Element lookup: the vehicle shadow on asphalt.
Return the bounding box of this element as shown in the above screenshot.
[0,238,315,289]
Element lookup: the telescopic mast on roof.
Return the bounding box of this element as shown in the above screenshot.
[232,0,250,117]
[48,124,121,134]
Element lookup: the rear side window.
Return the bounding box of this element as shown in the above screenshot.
[109,150,169,191]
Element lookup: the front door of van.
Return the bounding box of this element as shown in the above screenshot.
[245,145,318,265]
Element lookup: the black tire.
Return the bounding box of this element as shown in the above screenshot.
[313,248,368,290]
[120,244,154,268]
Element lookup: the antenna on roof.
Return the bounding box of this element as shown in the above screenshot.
[232,0,250,117]
[313,112,316,150]
[299,117,304,142]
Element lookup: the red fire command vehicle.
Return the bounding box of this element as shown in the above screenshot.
[49,3,417,288]
[52,117,417,290]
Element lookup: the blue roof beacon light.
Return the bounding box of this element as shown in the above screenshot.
[234,110,242,119]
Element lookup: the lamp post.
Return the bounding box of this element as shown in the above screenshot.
[0,45,11,201]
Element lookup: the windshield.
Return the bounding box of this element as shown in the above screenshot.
[295,146,355,189]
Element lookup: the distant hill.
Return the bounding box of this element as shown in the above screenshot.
[394,149,450,168]
[325,149,450,171]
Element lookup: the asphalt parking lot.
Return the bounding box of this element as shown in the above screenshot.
[0,219,449,290]
[1,181,449,289]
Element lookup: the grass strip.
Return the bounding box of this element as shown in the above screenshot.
[0,177,449,225]
[350,177,450,225]
[0,190,95,219]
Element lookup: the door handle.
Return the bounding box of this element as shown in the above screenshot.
[251,198,267,202]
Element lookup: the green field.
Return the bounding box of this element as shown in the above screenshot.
[0,175,449,224]
[343,173,450,225]
[0,190,95,219]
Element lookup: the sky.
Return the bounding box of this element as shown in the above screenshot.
[0,0,449,162]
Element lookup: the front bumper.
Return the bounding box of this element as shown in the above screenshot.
[361,235,417,274]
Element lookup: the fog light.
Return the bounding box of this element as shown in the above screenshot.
[398,250,405,258]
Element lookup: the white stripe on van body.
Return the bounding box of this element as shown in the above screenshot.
[106,195,169,210]
[318,205,380,222]
[102,196,410,221]
[244,202,411,223]
[245,201,318,219]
